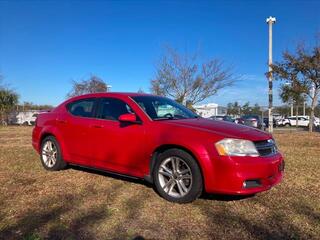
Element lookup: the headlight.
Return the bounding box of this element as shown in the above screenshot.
[215,138,259,157]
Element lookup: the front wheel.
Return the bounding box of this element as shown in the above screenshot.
[40,136,67,171]
[153,149,203,203]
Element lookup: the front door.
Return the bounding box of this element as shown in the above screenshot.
[89,97,147,177]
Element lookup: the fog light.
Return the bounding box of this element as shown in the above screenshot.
[243,179,262,188]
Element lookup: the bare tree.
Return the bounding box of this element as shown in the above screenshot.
[67,75,108,98]
[151,47,236,106]
[137,88,145,93]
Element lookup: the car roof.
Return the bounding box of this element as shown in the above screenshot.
[70,92,155,98]
[57,92,159,109]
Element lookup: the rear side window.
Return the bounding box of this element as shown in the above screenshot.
[97,98,133,121]
[67,99,96,118]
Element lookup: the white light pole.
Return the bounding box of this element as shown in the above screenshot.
[266,16,276,133]
[106,85,112,92]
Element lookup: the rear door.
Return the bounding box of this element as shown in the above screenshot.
[57,98,98,165]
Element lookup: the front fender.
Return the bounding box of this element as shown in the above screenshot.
[148,136,216,191]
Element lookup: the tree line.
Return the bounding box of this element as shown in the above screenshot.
[226,102,261,116]
[226,101,320,117]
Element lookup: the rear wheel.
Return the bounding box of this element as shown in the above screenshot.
[40,136,67,171]
[153,149,203,203]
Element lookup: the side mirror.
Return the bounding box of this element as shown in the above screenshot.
[118,113,139,123]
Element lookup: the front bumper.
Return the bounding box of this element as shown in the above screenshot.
[204,152,284,195]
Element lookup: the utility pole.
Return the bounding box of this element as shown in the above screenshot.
[106,85,112,92]
[266,16,276,133]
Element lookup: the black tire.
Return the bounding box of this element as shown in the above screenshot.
[284,123,290,127]
[153,149,203,203]
[40,136,67,171]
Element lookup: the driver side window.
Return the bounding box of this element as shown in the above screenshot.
[97,98,133,121]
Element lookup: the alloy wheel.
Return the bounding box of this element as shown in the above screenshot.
[158,157,193,198]
[41,140,57,168]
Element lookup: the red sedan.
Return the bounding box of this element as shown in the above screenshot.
[32,93,284,203]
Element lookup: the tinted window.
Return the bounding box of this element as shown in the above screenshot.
[67,99,96,118]
[289,117,296,120]
[98,98,133,121]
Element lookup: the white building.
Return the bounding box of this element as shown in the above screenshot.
[194,103,219,118]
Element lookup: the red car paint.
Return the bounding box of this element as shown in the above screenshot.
[32,93,284,195]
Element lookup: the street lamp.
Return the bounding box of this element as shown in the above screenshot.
[266,16,276,133]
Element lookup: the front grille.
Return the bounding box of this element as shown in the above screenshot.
[254,139,277,156]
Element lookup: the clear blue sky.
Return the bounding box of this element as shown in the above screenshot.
[0,0,319,107]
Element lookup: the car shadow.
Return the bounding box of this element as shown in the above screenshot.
[68,165,256,202]
[200,192,255,201]
[68,164,153,188]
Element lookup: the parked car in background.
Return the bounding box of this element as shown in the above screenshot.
[241,115,265,129]
[32,93,284,203]
[9,110,41,126]
[263,117,277,128]
[209,115,234,122]
[277,116,320,128]
[234,117,245,125]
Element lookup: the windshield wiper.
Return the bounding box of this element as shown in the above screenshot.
[154,116,198,121]
[154,117,179,121]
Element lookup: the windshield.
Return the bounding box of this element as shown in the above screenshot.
[131,96,198,120]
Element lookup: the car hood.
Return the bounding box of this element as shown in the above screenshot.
[163,118,272,141]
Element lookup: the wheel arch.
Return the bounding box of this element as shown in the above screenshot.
[39,128,69,161]
[40,132,55,144]
[147,144,206,185]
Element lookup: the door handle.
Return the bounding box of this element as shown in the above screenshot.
[91,125,104,128]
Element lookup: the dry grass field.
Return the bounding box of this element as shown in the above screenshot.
[0,126,319,240]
